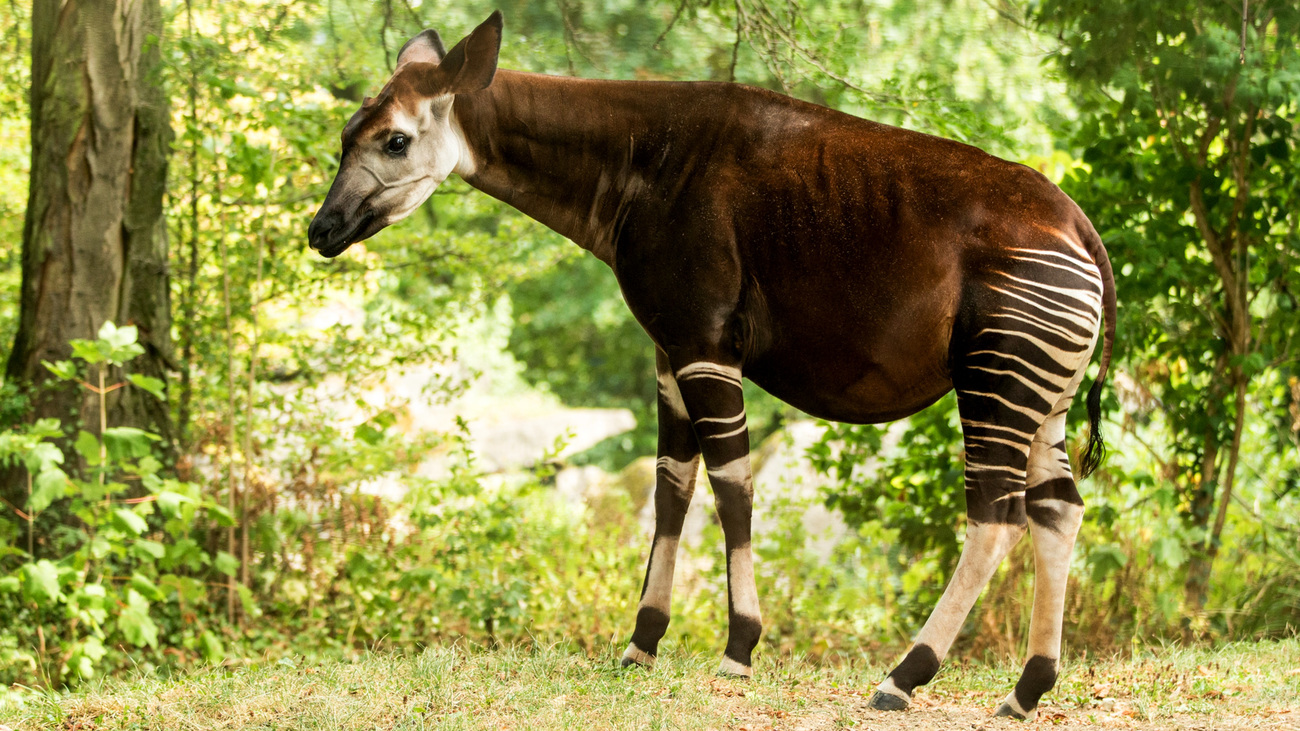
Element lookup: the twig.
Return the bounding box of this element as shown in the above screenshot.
[653,0,691,50]
[0,494,32,522]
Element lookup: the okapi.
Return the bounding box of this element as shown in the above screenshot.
[308,11,1116,720]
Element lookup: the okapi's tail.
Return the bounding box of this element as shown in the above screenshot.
[1078,226,1117,481]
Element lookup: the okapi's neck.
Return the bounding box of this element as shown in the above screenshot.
[452,70,681,265]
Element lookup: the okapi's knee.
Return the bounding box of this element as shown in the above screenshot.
[1025,475,1084,533]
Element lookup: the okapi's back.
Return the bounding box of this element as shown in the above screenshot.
[648,83,1102,425]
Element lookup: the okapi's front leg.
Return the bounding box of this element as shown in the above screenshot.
[672,358,762,677]
[622,349,701,668]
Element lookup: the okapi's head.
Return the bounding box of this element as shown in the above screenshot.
[308,12,503,257]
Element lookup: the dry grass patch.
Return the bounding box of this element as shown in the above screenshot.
[1,639,1297,730]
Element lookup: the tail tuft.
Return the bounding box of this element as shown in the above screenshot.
[1077,376,1106,481]
[1075,224,1116,482]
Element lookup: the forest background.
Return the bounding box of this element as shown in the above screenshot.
[0,0,1297,700]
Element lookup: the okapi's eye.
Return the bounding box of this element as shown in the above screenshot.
[386,134,408,155]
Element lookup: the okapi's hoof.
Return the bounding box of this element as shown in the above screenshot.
[716,656,753,678]
[866,690,910,711]
[993,696,1035,721]
[620,643,655,670]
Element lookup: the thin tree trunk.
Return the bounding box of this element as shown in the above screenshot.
[239,184,267,623]
[1183,426,1221,613]
[1208,375,1249,559]
[216,167,239,625]
[177,0,202,452]
[4,0,173,502]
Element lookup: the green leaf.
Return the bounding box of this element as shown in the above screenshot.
[28,467,69,513]
[0,576,20,593]
[200,630,225,663]
[208,503,235,527]
[75,430,102,466]
[156,490,193,518]
[133,539,166,560]
[118,589,158,648]
[69,636,106,679]
[22,560,62,606]
[127,373,166,400]
[103,427,159,462]
[42,359,79,380]
[100,321,145,365]
[69,339,106,364]
[354,422,384,445]
[1088,544,1129,583]
[214,551,240,577]
[131,573,165,602]
[30,418,64,439]
[23,442,64,473]
[113,508,149,536]
[98,320,132,348]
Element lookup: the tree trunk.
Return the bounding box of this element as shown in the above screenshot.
[4,0,173,495]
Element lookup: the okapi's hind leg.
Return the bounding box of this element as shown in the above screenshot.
[869,247,1102,713]
[868,372,1029,702]
[995,357,1091,720]
[869,345,1071,709]
[623,349,701,669]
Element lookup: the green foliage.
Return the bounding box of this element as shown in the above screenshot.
[1,324,228,685]
[810,396,966,603]
[1037,0,1300,624]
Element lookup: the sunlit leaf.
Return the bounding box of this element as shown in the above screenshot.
[22,559,62,606]
[127,373,166,399]
[28,467,69,513]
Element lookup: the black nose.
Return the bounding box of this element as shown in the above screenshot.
[308,209,341,251]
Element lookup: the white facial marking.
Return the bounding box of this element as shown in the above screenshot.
[334,95,476,241]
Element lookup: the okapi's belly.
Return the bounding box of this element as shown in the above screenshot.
[741,296,958,424]
[751,366,953,424]
[739,243,962,425]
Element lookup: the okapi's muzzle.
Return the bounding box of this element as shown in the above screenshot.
[307,186,383,259]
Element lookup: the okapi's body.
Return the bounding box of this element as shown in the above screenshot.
[309,12,1116,721]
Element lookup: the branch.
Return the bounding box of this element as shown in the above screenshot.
[1189,178,1240,305]
[653,0,691,50]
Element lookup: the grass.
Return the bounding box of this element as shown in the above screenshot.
[2,638,1298,730]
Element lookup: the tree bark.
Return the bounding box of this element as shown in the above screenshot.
[4,0,173,495]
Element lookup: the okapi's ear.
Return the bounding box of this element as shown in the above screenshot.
[437,10,503,94]
[397,29,447,67]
